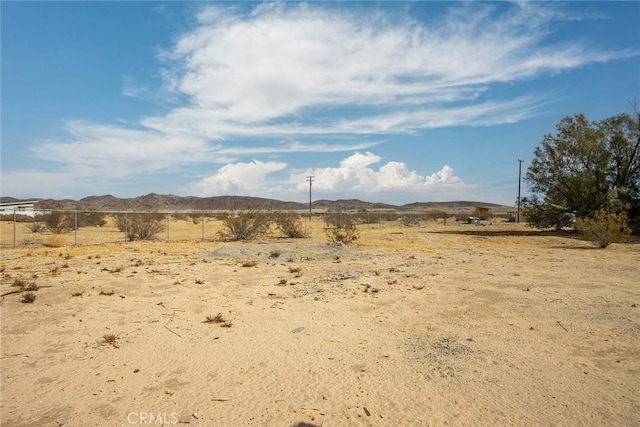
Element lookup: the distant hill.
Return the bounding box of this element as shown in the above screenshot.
[1,194,515,213]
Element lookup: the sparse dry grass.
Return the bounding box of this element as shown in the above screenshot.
[101,334,120,348]
[11,277,28,288]
[269,250,281,258]
[21,292,36,303]
[11,277,39,291]
[44,235,66,248]
[241,260,258,267]
[205,313,233,328]
[205,313,225,323]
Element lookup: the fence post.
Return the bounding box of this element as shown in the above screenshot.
[74,210,78,245]
[202,213,205,241]
[124,213,128,242]
[166,214,170,241]
[13,210,16,249]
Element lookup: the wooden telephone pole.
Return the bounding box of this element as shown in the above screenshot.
[306,176,314,219]
[517,159,523,223]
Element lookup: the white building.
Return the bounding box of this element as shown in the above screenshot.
[0,200,40,217]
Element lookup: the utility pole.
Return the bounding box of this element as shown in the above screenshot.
[306,176,314,219]
[517,159,523,223]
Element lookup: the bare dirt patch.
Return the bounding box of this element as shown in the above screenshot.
[1,222,638,426]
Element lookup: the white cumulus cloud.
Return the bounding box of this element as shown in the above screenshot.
[193,160,288,196]
[186,152,473,203]
[291,152,471,197]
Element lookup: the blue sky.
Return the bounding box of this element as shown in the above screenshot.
[2,1,639,205]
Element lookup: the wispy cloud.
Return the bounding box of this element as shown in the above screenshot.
[147,2,611,139]
[121,75,141,98]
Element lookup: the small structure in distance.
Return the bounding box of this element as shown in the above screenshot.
[0,200,40,217]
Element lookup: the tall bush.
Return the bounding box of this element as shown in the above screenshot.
[42,211,72,234]
[574,210,631,248]
[113,213,165,241]
[77,211,107,228]
[272,211,306,238]
[127,213,165,241]
[324,213,359,245]
[114,214,127,232]
[217,210,270,241]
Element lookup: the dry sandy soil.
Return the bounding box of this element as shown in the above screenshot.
[1,221,639,426]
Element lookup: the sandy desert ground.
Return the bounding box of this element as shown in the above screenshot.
[1,219,639,426]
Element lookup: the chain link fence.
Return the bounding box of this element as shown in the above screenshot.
[1,209,516,249]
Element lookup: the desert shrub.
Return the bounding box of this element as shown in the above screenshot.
[425,209,448,220]
[77,211,107,228]
[384,212,401,222]
[188,213,202,224]
[12,277,39,290]
[44,235,65,248]
[127,213,165,241]
[351,211,382,224]
[27,221,46,233]
[574,210,631,248]
[400,214,420,226]
[269,250,281,258]
[41,211,72,234]
[272,211,306,238]
[113,214,127,232]
[205,313,225,323]
[22,292,36,303]
[0,214,36,222]
[101,334,120,348]
[171,213,188,221]
[113,213,165,240]
[204,211,228,221]
[324,213,359,245]
[217,210,271,241]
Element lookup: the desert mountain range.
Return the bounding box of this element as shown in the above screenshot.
[1,193,515,213]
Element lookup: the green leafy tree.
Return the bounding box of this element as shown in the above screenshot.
[526,113,640,231]
[521,196,574,230]
[600,112,640,230]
